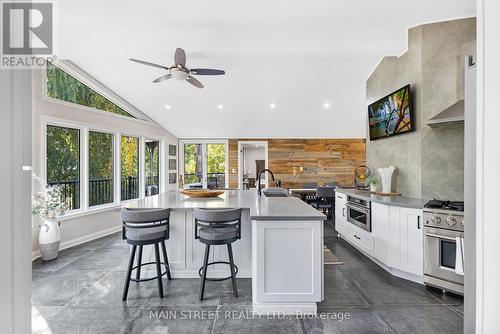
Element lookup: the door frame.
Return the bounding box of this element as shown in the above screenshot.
[179,139,229,189]
[238,141,269,190]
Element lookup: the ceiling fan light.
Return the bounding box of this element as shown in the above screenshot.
[171,68,189,81]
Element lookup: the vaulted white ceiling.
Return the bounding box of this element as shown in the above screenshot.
[56,0,475,138]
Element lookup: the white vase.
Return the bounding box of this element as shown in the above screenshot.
[39,219,61,261]
[370,184,378,192]
[378,166,396,193]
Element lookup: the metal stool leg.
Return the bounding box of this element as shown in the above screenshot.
[199,244,211,301]
[160,241,172,280]
[227,244,238,298]
[154,243,164,298]
[136,245,143,280]
[122,245,137,301]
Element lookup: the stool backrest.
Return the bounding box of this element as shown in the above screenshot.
[121,208,170,240]
[194,208,242,239]
[316,186,336,199]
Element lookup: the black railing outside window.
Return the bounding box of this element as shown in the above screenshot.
[49,177,146,210]
[184,173,225,189]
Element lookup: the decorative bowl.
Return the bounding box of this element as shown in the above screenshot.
[179,189,225,198]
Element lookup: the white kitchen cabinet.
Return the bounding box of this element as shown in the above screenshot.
[398,208,423,276]
[335,192,347,235]
[372,202,389,265]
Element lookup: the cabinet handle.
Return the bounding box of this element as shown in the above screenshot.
[354,234,361,240]
[342,208,345,217]
[417,216,421,229]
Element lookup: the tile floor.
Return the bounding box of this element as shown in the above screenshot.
[32,223,464,333]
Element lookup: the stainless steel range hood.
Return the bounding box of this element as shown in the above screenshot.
[427,100,464,128]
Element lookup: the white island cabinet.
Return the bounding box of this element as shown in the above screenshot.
[127,189,326,315]
[335,189,424,283]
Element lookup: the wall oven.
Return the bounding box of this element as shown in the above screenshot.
[423,207,464,295]
[346,196,371,232]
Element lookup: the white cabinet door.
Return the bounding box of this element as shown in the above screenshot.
[399,208,423,276]
[335,193,347,235]
[387,206,402,269]
[372,202,389,265]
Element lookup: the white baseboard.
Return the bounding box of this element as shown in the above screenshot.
[32,225,122,261]
[252,302,317,315]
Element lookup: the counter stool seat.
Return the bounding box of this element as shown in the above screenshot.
[121,208,172,301]
[194,207,242,301]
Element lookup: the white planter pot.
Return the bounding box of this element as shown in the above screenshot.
[370,184,378,192]
[39,219,61,261]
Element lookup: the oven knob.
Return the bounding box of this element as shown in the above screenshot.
[446,215,457,226]
[431,214,442,224]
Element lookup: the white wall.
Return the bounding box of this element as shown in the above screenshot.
[476,0,500,332]
[31,69,178,257]
[243,147,265,178]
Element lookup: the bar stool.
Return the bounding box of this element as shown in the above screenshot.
[121,208,172,301]
[194,208,241,301]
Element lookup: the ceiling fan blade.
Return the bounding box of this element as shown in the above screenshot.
[129,58,168,70]
[186,76,204,88]
[174,48,186,66]
[190,68,225,75]
[152,74,172,83]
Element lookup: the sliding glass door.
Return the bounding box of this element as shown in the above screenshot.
[182,141,227,189]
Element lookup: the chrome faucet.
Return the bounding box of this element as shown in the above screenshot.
[256,169,281,196]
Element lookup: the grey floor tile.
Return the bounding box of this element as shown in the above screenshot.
[45,306,140,334]
[144,278,221,306]
[69,233,119,251]
[32,270,49,283]
[31,270,106,306]
[129,306,216,334]
[63,247,131,272]
[301,306,393,334]
[320,268,370,307]
[73,271,156,307]
[32,252,86,272]
[425,286,464,305]
[32,306,65,334]
[219,278,252,306]
[451,304,464,316]
[374,304,464,334]
[212,306,303,334]
[342,269,442,305]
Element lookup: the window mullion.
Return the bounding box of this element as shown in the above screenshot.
[81,127,89,211]
[115,133,121,204]
[139,136,146,199]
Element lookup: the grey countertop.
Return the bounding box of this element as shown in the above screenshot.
[335,188,428,209]
[124,189,326,221]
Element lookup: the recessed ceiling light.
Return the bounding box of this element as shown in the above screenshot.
[218,104,224,110]
[323,102,331,108]
[269,103,276,109]
[165,105,171,110]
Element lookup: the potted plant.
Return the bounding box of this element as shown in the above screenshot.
[31,175,67,261]
[367,176,381,193]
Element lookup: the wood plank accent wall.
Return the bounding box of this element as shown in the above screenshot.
[228,139,366,189]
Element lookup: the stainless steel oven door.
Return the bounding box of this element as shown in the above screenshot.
[424,226,464,285]
[346,203,371,232]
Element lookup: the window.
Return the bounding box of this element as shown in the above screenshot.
[181,141,227,189]
[89,131,114,206]
[121,136,139,200]
[145,139,160,196]
[46,125,80,210]
[46,63,135,119]
[206,143,226,190]
[183,143,203,187]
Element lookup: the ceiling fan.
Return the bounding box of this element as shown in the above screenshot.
[129,48,225,89]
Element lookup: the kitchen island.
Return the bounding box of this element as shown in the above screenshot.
[125,189,326,314]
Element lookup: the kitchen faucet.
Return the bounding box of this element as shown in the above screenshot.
[256,169,281,196]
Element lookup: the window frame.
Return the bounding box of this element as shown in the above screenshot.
[41,116,165,220]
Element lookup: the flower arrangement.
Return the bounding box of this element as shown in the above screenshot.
[31,175,67,220]
[366,176,381,186]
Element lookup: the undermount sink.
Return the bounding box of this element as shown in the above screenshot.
[262,189,289,197]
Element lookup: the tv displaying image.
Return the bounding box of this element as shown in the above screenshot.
[368,85,413,141]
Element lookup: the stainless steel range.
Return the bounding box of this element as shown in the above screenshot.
[423,199,464,295]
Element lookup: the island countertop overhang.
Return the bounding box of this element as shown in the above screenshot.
[124,189,326,221]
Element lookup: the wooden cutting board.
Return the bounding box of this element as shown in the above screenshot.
[371,191,401,196]
[180,189,225,198]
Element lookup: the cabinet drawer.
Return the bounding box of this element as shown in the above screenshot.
[345,224,373,256]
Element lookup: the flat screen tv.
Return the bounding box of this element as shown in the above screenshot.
[368,84,414,141]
